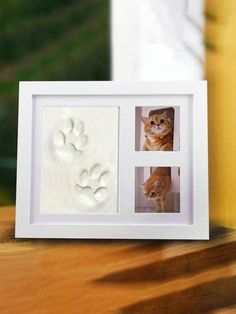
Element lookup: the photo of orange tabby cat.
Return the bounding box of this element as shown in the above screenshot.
[141,167,171,212]
[141,111,173,151]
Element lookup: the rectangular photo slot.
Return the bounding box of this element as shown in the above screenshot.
[135,106,180,151]
[135,167,180,213]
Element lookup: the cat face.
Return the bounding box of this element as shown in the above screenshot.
[141,180,162,200]
[141,111,172,137]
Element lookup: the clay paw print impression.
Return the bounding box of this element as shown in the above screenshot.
[75,164,111,207]
[53,118,88,161]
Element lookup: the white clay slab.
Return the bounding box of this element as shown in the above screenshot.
[40,107,119,214]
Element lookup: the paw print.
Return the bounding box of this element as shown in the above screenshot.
[75,164,111,206]
[53,118,88,161]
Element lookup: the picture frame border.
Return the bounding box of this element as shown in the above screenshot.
[15,81,209,239]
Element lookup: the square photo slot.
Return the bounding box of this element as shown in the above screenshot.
[135,167,180,213]
[135,106,180,151]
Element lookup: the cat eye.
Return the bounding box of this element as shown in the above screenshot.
[150,121,155,125]
[160,119,164,123]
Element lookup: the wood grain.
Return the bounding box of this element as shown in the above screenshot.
[0,206,236,314]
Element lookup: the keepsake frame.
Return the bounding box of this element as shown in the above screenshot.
[16,81,208,239]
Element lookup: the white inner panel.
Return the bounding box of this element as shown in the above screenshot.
[30,94,192,225]
[40,107,119,214]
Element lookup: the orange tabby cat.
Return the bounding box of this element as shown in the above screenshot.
[142,167,171,212]
[141,111,173,151]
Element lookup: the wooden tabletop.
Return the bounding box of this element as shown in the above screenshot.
[0,206,236,314]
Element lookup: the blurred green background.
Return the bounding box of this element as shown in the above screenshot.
[0,0,110,205]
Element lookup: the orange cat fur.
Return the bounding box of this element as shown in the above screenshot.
[142,167,171,212]
[141,111,173,151]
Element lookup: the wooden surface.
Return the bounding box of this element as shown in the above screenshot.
[0,207,236,314]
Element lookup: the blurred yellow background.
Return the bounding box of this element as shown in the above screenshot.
[206,0,236,228]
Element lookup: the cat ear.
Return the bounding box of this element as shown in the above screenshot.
[162,111,168,119]
[141,116,149,124]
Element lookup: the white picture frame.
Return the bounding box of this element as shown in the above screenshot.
[15,81,208,239]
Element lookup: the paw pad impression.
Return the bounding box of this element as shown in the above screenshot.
[75,164,111,206]
[53,118,88,161]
